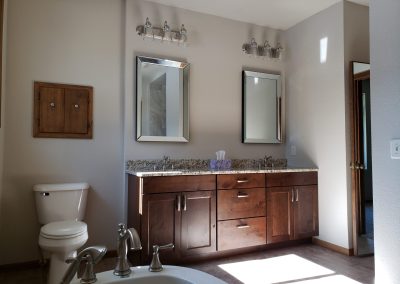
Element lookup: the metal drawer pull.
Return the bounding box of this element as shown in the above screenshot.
[291,189,294,203]
[237,192,249,198]
[236,178,249,183]
[295,188,299,202]
[176,194,181,211]
[236,224,250,229]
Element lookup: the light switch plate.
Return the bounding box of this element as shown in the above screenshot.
[390,139,400,159]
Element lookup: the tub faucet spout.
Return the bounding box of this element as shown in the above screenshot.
[113,223,142,277]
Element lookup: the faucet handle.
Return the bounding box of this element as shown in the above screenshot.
[149,243,174,272]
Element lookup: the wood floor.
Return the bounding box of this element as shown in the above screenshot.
[0,244,374,284]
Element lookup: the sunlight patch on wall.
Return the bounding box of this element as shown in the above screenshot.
[320,37,328,63]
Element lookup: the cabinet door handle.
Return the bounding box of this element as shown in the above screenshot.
[236,224,250,229]
[236,178,249,183]
[237,192,249,198]
[176,194,181,212]
[296,188,299,202]
[182,194,187,211]
[291,189,294,203]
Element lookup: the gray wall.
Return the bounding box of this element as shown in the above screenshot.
[284,2,350,248]
[0,0,125,265]
[370,0,400,282]
[0,0,286,265]
[124,0,286,161]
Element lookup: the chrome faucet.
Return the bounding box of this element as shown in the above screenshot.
[149,243,174,272]
[264,155,272,168]
[162,155,170,171]
[113,223,142,277]
[60,246,107,284]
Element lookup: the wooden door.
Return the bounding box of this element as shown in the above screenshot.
[180,190,216,257]
[266,187,292,244]
[141,193,181,263]
[292,185,318,239]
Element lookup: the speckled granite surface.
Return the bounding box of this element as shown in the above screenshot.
[126,158,317,177]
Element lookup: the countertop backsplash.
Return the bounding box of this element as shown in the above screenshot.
[126,157,288,172]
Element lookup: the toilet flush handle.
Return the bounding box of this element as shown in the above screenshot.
[40,192,50,197]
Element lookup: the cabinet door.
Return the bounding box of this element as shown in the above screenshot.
[180,190,216,257]
[64,88,90,134]
[293,185,319,239]
[267,187,292,244]
[38,86,65,133]
[141,193,181,263]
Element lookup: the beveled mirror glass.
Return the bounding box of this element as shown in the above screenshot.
[136,56,189,142]
[242,70,282,143]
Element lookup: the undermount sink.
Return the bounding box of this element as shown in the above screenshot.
[71,265,227,284]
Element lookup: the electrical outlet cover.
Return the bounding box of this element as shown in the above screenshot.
[390,139,400,159]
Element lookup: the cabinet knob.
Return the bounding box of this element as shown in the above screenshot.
[74,104,80,109]
[49,102,55,108]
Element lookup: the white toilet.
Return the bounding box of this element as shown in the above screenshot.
[33,183,89,284]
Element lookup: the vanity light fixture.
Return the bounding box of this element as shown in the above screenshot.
[137,17,187,45]
[242,38,283,59]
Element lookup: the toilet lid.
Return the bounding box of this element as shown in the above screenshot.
[40,221,87,239]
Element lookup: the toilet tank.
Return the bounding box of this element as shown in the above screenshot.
[33,183,89,224]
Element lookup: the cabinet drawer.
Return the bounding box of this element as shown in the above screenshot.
[218,188,265,220]
[142,175,216,194]
[218,217,266,251]
[266,172,317,187]
[217,174,265,189]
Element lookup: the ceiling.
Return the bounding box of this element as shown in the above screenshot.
[144,0,369,30]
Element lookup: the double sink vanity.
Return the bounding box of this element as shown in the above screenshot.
[126,160,318,265]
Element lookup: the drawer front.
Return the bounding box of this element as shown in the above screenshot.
[218,217,266,251]
[266,172,317,187]
[142,175,216,194]
[218,187,265,220]
[217,174,265,189]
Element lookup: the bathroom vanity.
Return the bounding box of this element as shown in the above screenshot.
[127,168,318,265]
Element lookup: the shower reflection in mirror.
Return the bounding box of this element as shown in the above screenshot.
[136,56,189,142]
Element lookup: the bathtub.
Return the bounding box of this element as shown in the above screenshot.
[71,265,227,284]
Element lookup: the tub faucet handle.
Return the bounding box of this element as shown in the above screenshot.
[149,243,174,272]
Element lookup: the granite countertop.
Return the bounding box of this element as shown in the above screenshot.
[125,158,317,177]
[126,167,318,177]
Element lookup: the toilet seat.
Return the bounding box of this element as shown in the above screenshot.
[40,220,87,239]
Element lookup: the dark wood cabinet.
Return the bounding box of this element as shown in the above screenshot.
[217,174,266,251]
[129,175,216,264]
[128,170,318,263]
[266,172,318,244]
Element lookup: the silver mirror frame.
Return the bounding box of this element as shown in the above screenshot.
[136,56,190,142]
[242,70,283,144]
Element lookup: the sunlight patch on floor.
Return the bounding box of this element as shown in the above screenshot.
[295,274,363,283]
[218,254,362,284]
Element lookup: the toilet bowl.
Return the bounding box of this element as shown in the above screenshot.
[39,221,88,284]
[33,183,89,284]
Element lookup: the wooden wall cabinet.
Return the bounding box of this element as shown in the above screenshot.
[217,174,266,251]
[33,82,93,138]
[128,175,216,264]
[266,172,318,244]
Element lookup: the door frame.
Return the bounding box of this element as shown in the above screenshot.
[350,61,371,256]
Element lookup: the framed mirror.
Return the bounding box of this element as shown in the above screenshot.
[136,56,189,142]
[242,70,282,143]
